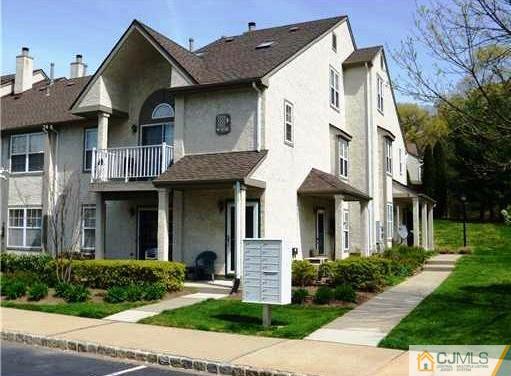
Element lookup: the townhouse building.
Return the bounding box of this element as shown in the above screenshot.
[0,15,434,277]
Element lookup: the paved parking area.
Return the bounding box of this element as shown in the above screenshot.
[1,342,200,376]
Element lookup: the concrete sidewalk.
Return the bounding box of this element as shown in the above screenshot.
[306,254,460,346]
[1,307,405,376]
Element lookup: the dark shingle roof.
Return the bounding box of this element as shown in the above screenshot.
[298,168,370,201]
[1,69,47,85]
[406,142,419,157]
[1,76,90,131]
[138,16,347,85]
[154,150,267,186]
[343,46,382,67]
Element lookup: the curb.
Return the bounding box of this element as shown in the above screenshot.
[1,330,311,376]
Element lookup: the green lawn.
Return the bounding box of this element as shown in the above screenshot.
[1,301,144,319]
[141,299,349,339]
[379,220,511,349]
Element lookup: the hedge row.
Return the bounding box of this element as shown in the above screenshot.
[0,254,185,292]
[292,245,434,291]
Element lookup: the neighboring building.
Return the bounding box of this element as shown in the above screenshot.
[406,142,423,185]
[0,16,435,277]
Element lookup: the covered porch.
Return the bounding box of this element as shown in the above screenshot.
[392,180,435,250]
[298,168,371,260]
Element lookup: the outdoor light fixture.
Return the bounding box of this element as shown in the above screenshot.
[131,124,138,133]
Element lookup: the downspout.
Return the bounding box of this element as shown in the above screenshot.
[252,82,262,152]
[42,124,58,254]
[364,63,374,253]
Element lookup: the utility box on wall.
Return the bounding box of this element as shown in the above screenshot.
[242,239,291,305]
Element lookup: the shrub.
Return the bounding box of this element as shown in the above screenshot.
[333,284,356,303]
[330,257,387,291]
[314,286,333,304]
[3,281,26,300]
[383,245,432,273]
[318,262,334,280]
[71,260,185,291]
[63,284,90,303]
[104,286,128,303]
[291,288,309,304]
[292,260,317,287]
[0,254,55,285]
[28,282,48,301]
[125,284,144,302]
[143,283,166,301]
[457,246,473,254]
[54,282,73,298]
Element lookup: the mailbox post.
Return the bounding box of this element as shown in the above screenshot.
[242,239,291,327]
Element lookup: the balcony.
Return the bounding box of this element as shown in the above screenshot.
[91,143,173,183]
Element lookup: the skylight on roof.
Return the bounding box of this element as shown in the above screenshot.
[255,41,274,49]
[289,26,299,32]
[224,37,235,43]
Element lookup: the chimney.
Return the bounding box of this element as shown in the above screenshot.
[14,47,33,94]
[248,22,256,31]
[70,54,86,78]
[188,38,194,52]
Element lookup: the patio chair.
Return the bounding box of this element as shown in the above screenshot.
[195,251,217,281]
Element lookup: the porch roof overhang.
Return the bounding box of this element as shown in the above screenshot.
[153,150,267,190]
[392,180,436,203]
[298,168,371,201]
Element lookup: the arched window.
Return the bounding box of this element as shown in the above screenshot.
[152,103,174,120]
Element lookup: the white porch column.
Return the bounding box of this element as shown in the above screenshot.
[360,200,370,257]
[412,197,420,247]
[421,201,428,249]
[428,204,434,250]
[157,188,170,261]
[172,190,184,262]
[234,181,246,279]
[97,112,109,150]
[95,192,106,259]
[334,195,346,260]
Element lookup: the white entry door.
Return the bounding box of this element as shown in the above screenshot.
[226,202,259,273]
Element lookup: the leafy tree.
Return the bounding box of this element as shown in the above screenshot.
[433,142,448,218]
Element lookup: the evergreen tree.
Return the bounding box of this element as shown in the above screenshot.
[433,142,447,218]
[422,145,435,198]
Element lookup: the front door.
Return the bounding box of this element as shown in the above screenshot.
[226,202,259,273]
[138,208,158,260]
[316,209,326,255]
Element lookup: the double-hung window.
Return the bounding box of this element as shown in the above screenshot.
[10,133,44,173]
[338,138,349,179]
[81,205,96,252]
[7,208,42,249]
[399,148,403,176]
[386,203,394,239]
[284,100,294,145]
[385,138,393,174]
[329,67,340,109]
[343,209,349,251]
[83,128,98,171]
[377,75,384,113]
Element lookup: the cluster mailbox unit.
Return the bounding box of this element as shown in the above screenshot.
[242,239,291,305]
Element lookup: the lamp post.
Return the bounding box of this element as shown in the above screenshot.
[461,194,467,247]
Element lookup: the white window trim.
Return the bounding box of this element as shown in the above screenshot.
[329,66,340,110]
[338,137,349,179]
[7,207,43,250]
[83,128,98,172]
[151,103,175,119]
[386,203,394,239]
[385,139,393,175]
[81,205,96,252]
[377,75,384,113]
[343,208,349,251]
[10,132,44,174]
[284,100,294,146]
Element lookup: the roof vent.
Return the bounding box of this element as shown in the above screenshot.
[289,26,299,32]
[255,41,274,49]
[224,37,235,43]
[248,21,256,31]
[188,38,194,52]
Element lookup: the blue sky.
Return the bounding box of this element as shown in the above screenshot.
[1,0,419,102]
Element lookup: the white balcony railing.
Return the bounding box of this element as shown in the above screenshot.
[91,143,173,183]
